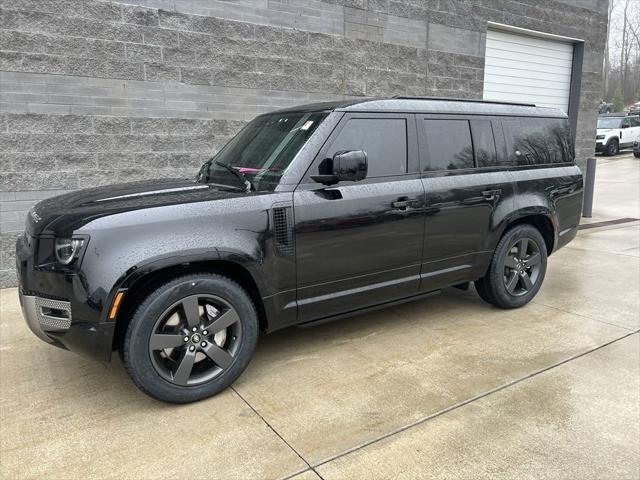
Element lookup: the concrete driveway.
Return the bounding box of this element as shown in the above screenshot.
[1,154,639,480]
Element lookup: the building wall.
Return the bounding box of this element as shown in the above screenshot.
[0,0,608,287]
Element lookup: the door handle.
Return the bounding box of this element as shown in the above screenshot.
[392,197,417,210]
[482,189,501,201]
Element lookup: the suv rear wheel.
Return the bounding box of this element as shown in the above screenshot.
[475,224,547,309]
[122,273,258,403]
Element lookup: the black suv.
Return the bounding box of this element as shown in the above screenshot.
[16,97,583,403]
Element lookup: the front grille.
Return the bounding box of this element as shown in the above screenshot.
[35,296,72,331]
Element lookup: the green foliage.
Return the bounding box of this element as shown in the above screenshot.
[612,90,624,111]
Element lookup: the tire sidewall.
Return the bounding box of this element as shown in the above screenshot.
[489,226,547,308]
[124,275,258,403]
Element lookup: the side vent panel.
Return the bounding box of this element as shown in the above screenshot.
[272,205,294,256]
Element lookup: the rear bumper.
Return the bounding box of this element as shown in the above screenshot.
[556,225,578,251]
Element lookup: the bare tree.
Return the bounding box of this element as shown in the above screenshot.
[605,0,640,107]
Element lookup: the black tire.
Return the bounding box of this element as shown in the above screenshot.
[605,138,619,156]
[634,151,640,158]
[122,273,258,403]
[475,224,547,309]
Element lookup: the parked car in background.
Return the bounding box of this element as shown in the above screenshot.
[596,113,640,155]
[17,97,583,403]
[630,102,640,115]
[598,100,613,114]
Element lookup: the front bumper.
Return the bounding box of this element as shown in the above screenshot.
[595,141,605,152]
[19,291,72,344]
[16,232,116,361]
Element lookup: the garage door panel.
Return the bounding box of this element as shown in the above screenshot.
[484,76,571,91]
[488,29,574,54]
[483,28,574,112]
[486,40,573,61]
[484,85,570,100]
[486,45,573,67]
[485,57,571,81]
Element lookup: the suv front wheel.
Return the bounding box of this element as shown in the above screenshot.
[122,273,258,403]
[475,224,548,309]
[605,138,619,156]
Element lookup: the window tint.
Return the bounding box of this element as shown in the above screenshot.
[470,120,498,167]
[502,118,573,166]
[326,118,407,177]
[422,119,473,171]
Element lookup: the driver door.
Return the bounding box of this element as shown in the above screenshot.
[293,113,425,323]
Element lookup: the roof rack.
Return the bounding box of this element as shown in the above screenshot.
[391,95,536,107]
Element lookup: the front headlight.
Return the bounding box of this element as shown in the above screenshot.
[596,135,605,140]
[54,238,85,265]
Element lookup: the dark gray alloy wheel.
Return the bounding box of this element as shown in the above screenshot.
[502,237,542,296]
[149,294,242,386]
[474,224,547,309]
[606,138,619,156]
[122,273,258,403]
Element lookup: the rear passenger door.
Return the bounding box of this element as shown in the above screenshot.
[417,116,515,292]
[293,113,425,322]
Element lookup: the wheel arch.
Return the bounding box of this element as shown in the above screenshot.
[111,258,268,355]
[500,213,556,256]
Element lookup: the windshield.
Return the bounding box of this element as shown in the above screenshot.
[597,117,623,129]
[200,111,328,191]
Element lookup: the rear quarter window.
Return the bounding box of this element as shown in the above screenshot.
[502,117,573,166]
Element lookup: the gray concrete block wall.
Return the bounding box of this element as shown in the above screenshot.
[0,0,608,287]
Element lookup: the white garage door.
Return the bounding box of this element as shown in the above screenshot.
[483,28,574,113]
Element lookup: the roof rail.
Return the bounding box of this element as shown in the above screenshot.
[391,95,536,107]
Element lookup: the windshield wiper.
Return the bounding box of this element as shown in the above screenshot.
[214,160,253,192]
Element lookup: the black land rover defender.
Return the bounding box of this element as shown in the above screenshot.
[16,97,583,403]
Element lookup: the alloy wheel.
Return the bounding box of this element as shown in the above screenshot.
[149,295,242,386]
[502,237,542,296]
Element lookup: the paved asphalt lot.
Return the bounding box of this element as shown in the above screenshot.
[1,153,639,479]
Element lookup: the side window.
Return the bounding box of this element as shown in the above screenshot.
[630,116,640,127]
[622,117,631,128]
[502,117,573,166]
[325,118,407,177]
[422,119,473,171]
[470,120,498,167]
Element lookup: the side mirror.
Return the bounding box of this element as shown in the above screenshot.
[622,123,629,129]
[311,150,368,185]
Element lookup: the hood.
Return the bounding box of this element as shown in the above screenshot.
[27,178,245,236]
[596,128,618,134]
